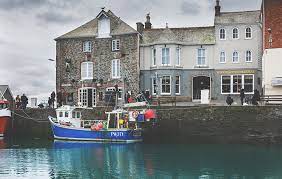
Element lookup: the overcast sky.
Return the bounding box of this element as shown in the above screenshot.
[0,0,261,102]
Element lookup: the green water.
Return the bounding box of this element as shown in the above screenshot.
[0,138,282,179]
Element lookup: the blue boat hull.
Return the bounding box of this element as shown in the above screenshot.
[49,119,143,143]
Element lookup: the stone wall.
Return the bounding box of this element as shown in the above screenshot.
[10,106,282,144]
[56,33,140,106]
[145,106,282,144]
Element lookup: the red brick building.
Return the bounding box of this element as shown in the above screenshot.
[262,0,282,96]
[262,0,282,50]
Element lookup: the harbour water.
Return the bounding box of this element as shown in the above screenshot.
[1,138,282,178]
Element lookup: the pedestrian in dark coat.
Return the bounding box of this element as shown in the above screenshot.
[226,95,234,106]
[252,89,260,105]
[20,94,28,110]
[57,91,62,107]
[51,91,56,108]
[240,88,245,105]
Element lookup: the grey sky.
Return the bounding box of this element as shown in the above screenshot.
[0,0,261,102]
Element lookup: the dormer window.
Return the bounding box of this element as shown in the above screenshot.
[98,13,110,38]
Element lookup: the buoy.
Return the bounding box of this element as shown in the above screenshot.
[98,123,103,129]
[144,109,156,120]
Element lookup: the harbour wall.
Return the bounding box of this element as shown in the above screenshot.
[10,106,282,144]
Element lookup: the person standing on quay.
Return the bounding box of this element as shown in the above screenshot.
[51,91,56,108]
[240,88,245,105]
[15,95,21,109]
[20,94,28,110]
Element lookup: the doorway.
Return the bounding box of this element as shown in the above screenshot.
[79,88,96,107]
[192,76,210,101]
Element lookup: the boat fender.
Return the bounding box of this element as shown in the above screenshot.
[91,125,96,131]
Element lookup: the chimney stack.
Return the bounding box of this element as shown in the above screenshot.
[145,13,152,29]
[215,0,221,16]
[136,22,144,34]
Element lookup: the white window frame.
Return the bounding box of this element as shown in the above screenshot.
[152,78,157,95]
[176,47,181,66]
[232,28,239,39]
[219,51,226,63]
[83,41,92,52]
[106,87,123,100]
[81,62,93,80]
[161,76,171,95]
[78,87,96,107]
[197,48,206,66]
[221,74,254,94]
[219,28,226,40]
[175,75,180,95]
[111,59,120,79]
[151,48,156,66]
[112,39,120,51]
[245,27,252,39]
[245,50,252,62]
[161,47,170,66]
[232,51,239,63]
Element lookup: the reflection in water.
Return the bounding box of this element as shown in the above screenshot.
[1,140,282,178]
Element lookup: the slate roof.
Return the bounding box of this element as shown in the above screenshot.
[56,10,138,40]
[0,85,8,95]
[141,26,216,46]
[215,10,261,25]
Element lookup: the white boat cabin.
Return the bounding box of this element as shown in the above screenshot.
[56,106,82,128]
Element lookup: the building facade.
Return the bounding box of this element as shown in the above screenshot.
[213,5,263,101]
[55,10,140,107]
[139,1,262,102]
[138,15,216,102]
[262,0,282,96]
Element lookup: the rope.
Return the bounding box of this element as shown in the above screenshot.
[11,111,49,123]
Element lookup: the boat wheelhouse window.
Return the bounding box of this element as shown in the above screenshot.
[65,112,69,118]
[59,112,63,117]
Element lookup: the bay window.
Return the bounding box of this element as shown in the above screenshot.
[221,75,254,94]
[161,76,171,95]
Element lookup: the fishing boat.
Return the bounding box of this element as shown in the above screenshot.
[0,99,11,137]
[48,103,156,143]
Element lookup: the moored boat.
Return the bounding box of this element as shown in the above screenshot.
[0,100,11,137]
[48,104,156,143]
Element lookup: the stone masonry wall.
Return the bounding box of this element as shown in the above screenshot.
[10,106,282,145]
[56,33,139,106]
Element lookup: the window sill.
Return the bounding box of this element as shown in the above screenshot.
[245,61,252,63]
[194,65,209,68]
[161,93,171,96]
[219,62,226,64]
[112,77,121,79]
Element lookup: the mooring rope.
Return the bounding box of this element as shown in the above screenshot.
[11,111,49,123]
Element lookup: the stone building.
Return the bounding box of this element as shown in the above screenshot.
[138,1,263,103]
[262,0,282,96]
[55,9,140,107]
[213,1,263,101]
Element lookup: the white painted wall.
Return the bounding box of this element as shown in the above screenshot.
[140,44,215,70]
[262,48,282,95]
[214,24,262,70]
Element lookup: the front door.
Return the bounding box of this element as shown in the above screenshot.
[79,88,96,107]
[193,76,210,101]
